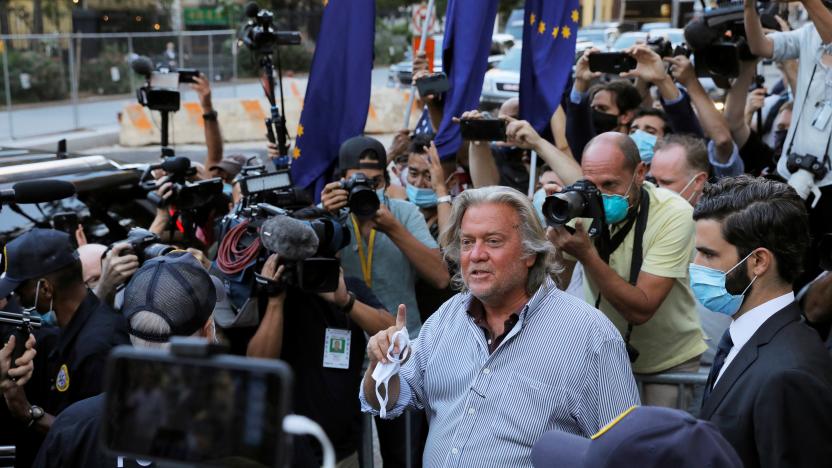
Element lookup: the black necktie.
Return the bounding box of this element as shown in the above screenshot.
[703,330,734,403]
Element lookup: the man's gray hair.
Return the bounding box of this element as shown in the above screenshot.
[129,311,214,349]
[439,186,561,295]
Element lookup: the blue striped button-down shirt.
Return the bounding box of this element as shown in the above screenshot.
[360,278,640,467]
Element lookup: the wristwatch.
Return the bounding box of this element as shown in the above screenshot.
[27,405,44,428]
[341,291,356,314]
[202,110,218,121]
[437,195,452,204]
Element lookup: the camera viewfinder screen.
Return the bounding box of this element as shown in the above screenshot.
[246,172,292,193]
[104,358,285,467]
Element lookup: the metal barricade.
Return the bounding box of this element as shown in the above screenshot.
[635,367,710,415]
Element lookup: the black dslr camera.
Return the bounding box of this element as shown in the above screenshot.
[112,228,174,264]
[140,156,224,211]
[340,173,380,218]
[541,180,605,238]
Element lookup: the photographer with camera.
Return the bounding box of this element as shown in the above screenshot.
[32,251,221,467]
[320,136,447,466]
[0,229,129,465]
[568,50,643,158]
[246,240,393,467]
[546,133,706,407]
[744,0,832,288]
[79,243,140,307]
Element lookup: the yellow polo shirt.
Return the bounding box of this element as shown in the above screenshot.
[578,182,706,374]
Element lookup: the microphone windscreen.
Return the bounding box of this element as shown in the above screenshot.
[160,156,191,174]
[12,180,75,204]
[244,2,260,18]
[130,56,154,77]
[260,215,319,261]
[684,19,719,51]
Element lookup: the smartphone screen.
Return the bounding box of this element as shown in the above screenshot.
[103,349,290,467]
[459,119,507,142]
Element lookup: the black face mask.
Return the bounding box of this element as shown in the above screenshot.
[592,109,620,134]
[773,128,788,155]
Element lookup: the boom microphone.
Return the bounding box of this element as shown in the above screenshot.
[130,56,154,78]
[244,2,260,19]
[260,215,319,262]
[0,179,76,205]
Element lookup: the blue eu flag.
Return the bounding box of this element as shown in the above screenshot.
[434,0,499,160]
[519,0,580,134]
[291,0,374,200]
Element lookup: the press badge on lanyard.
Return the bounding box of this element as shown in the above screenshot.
[323,328,351,369]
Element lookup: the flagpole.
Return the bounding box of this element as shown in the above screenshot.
[403,0,435,129]
[528,150,538,198]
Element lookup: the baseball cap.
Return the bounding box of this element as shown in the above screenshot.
[338,136,387,171]
[122,251,216,342]
[532,406,742,468]
[209,154,252,178]
[0,228,79,298]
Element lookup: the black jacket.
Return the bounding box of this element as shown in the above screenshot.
[701,301,832,468]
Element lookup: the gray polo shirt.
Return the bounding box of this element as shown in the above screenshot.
[339,197,439,337]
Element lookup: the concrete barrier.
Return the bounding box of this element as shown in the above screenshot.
[119,79,425,147]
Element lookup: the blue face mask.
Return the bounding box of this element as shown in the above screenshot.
[689,251,758,316]
[602,176,635,224]
[405,182,438,208]
[222,183,233,196]
[376,188,386,201]
[629,129,658,164]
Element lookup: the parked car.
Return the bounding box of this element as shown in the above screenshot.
[577,28,617,50]
[611,32,649,50]
[480,43,522,109]
[640,22,672,32]
[0,147,150,245]
[504,8,524,40]
[648,28,685,46]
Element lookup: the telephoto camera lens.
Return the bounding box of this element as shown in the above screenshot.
[543,191,588,225]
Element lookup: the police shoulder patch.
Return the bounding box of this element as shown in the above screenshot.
[56,364,70,392]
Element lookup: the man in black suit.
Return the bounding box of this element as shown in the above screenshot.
[690,175,832,468]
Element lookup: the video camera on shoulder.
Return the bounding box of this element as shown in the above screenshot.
[541,180,605,238]
[102,340,292,467]
[683,1,783,81]
[340,173,380,218]
[139,156,224,211]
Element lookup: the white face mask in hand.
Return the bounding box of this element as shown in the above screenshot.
[371,328,410,418]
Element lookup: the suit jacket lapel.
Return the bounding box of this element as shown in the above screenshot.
[701,301,801,419]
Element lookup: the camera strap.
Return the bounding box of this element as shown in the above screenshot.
[787,62,832,165]
[594,188,650,352]
[350,214,377,288]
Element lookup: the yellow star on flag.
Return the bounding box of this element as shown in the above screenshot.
[293,147,301,159]
[562,25,571,39]
[323,0,329,6]
[297,124,304,137]
[551,26,559,39]
[572,9,580,23]
[529,13,536,26]
[538,20,546,35]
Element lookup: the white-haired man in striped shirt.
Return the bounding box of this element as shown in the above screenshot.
[360,185,639,468]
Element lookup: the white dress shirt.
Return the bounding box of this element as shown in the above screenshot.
[715,292,795,384]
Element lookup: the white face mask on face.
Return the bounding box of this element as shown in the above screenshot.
[678,173,704,203]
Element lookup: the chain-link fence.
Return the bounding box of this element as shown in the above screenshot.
[0,30,273,141]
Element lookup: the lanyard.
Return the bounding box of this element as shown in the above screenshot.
[350,214,376,287]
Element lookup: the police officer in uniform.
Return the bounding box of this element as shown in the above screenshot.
[0,229,129,465]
